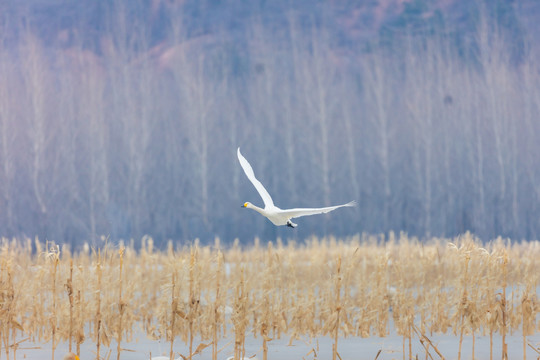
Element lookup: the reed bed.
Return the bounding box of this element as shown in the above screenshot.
[0,233,539,360]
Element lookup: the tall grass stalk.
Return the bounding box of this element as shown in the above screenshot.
[233,267,247,360]
[187,247,199,360]
[95,250,102,360]
[76,289,83,357]
[332,256,341,360]
[116,246,125,360]
[456,249,470,360]
[47,245,60,360]
[501,251,508,360]
[65,259,74,353]
[169,270,177,360]
[212,250,223,360]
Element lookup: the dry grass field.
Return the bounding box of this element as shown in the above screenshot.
[0,233,539,360]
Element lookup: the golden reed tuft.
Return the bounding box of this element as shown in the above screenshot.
[0,233,538,360]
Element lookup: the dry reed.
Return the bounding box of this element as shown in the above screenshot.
[0,233,538,360]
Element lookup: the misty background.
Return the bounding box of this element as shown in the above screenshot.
[0,0,539,247]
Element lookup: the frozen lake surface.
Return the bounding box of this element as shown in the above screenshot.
[15,327,540,360]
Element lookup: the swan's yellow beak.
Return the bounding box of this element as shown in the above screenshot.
[242,202,248,208]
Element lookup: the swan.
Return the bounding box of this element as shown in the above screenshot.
[63,353,80,360]
[237,147,356,228]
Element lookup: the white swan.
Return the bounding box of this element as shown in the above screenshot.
[237,148,356,228]
[63,353,80,360]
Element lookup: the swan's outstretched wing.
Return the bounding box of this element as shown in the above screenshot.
[237,148,275,208]
[280,201,356,219]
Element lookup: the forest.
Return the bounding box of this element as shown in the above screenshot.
[0,0,538,247]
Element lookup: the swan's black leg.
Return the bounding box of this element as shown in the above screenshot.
[286,220,297,228]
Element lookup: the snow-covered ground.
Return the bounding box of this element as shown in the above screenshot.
[14,327,540,360]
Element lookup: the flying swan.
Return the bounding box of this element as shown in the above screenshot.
[237,147,356,228]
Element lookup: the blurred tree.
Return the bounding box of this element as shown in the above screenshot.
[0,0,538,245]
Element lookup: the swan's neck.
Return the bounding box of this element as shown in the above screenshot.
[247,203,267,215]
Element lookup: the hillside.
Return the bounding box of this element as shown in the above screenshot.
[1,0,538,55]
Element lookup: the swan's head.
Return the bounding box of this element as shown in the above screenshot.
[242,202,251,208]
[63,353,80,360]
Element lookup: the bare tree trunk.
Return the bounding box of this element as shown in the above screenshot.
[82,53,108,242]
[309,27,335,234]
[474,109,486,235]
[191,56,211,226]
[22,33,49,215]
[287,15,301,206]
[0,60,14,232]
[284,86,297,205]
[366,55,391,230]
[342,103,359,204]
[424,117,432,236]
[171,50,212,229]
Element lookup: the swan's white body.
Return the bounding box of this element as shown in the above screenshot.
[237,148,356,228]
